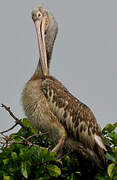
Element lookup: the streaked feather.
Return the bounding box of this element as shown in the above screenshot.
[41,76,107,156]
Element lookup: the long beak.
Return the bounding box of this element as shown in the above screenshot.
[34,17,49,76]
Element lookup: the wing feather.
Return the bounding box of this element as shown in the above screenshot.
[41,76,105,151]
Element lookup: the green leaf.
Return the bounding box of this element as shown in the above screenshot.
[21,118,38,134]
[10,134,22,142]
[38,174,50,180]
[37,166,44,175]
[94,175,107,180]
[9,168,15,173]
[70,173,75,180]
[106,152,116,163]
[107,163,115,177]
[108,132,117,144]
[47,164,61,177]
[11,152,18,161]
[21,161,28,178]
[3,176,10,180]
[3,159,9,166]
[39,148,50,162]
[113,122,117,129]
[64,155,71,168]
[102,124,115,134]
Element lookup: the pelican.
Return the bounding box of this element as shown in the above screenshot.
[22,4,108,167]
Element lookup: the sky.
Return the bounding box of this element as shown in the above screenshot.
[0,0,117,134]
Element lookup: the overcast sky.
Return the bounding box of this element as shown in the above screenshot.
[0,0,117,134]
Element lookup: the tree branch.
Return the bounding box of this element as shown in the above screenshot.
[1,104,30,133]
[0,124,17,134]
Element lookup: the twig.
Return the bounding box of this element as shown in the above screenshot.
[0,104,50,150]
[11,141,48,150]
[27,132,49,140]
[0,124,17,134]
[1,104,19,121]
[20,136,33,146]
[1,104,30,133]
[0,135,10,148]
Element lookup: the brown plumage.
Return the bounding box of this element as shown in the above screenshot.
[22,4,107,167]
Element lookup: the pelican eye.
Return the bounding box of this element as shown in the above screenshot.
[37,11,42,18]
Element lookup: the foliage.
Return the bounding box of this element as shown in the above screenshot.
[0,119,117,180]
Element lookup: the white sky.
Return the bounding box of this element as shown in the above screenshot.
[0,0,117,134]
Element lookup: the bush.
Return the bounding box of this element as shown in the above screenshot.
[0,118,117,180]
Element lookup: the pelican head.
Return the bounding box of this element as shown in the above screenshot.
[32,4,58,76]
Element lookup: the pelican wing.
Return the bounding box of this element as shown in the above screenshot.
[41,76,106,151]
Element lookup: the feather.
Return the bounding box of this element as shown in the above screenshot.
[94,134,107,151]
